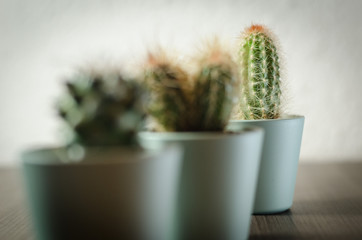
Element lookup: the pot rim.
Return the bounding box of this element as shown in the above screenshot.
[230,114,304,123]
[21,145,180,166]
[138,126,263,142]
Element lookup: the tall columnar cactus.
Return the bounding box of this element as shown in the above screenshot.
[57,70,146,147]
[144,42,239,132]
[237,24,282,120]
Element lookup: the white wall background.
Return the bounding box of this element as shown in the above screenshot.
[1,0,362,165]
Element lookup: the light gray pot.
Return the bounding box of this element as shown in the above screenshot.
[138,127,264,240]
[228,115,304,214]
[22,145,181,240]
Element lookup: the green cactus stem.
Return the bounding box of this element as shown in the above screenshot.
[192,44,239,131]
[144,52,193,131]
[144,42,239,132]
[57,70,146,147]
[237,24,282,120]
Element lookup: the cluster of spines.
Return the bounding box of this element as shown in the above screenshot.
[144,41,239,132]
[237,24,282,120]
[58,71,146,147]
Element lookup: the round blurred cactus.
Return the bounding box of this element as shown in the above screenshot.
[57,70,146,147]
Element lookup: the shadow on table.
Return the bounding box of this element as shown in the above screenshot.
[253,209,292,216]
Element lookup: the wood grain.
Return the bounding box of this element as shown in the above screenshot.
[1,163,362,240]
[250,163,362,240]
[0,169,32,240]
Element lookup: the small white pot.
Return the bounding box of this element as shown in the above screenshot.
[228,115,304,214]
[139,127,264,240]
[22,146,182,240]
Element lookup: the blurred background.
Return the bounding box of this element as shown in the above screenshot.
[1,0,361,165]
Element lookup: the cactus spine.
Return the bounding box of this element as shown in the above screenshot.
[144,41,239,132]
[237,24,282,119]
[57,70,146,147]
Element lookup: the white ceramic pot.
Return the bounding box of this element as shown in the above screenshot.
[22,145,182,240]
[139,127,264,240]
[228,115,304,214]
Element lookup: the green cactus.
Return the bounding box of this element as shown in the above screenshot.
[192,45,240,131]
[236,24,282,120]
[144,52,193,131]
[57,70,146,147]
[144,42,239,132]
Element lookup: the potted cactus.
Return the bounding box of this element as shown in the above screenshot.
[138,42,264,240]
[228,24,304,214]
[22,70,182,240]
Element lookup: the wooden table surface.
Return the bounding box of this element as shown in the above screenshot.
[1,162,362,240]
